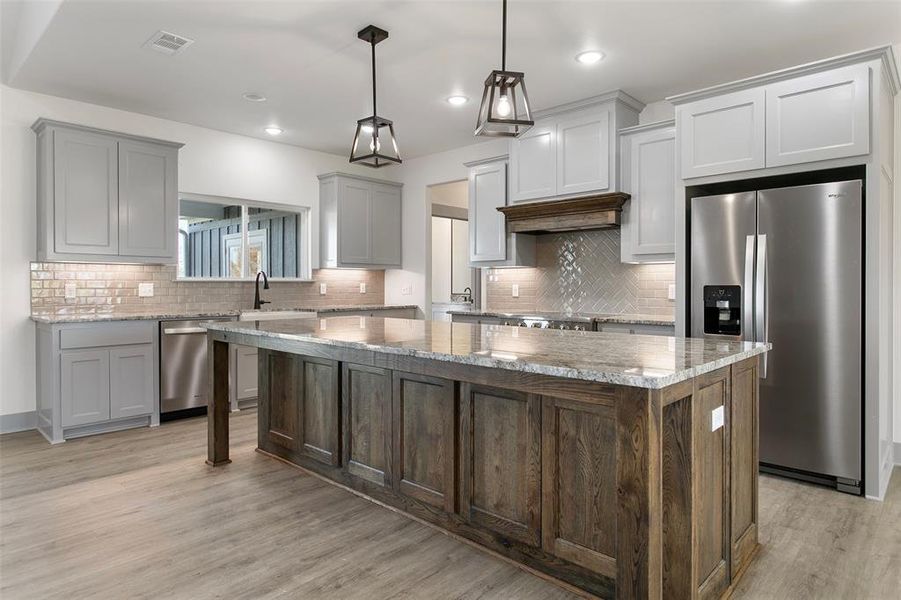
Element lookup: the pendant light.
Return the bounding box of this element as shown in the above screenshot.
[349,25,401,168]
[474,0,534,137]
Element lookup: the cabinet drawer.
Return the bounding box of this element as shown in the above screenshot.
[60,321,156,349]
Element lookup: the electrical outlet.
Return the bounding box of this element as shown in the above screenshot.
[711,405,725,432]
[511,284,519,298]
[319,283,327,295]
[64,283,77,299]
[138,282,154,297]
[667,284,676,301]
[401,284,412,296]
[359,282,366,294]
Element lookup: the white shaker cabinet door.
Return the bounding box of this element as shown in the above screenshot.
[629,127,676,256]
[765,64,870,167]
[337,178,372,265]
[469,161,507,262]
[556,111,610,196]
[235,346,259,401]
[118,140,178,259]
[369,183,402,266]
[52,128,119,255]
[677,88,766,179]
[109,345,155,419]
[61,349,111,427]
[509,124,556,202]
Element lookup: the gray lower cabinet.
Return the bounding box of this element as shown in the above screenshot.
[319,172,402,269]
[33,119,183,264]
[61,349,111,427]
[36,320,159,444]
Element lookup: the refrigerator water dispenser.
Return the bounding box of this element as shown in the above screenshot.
[703,285,741,336]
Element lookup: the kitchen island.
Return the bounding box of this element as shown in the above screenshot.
[204,317,768,599]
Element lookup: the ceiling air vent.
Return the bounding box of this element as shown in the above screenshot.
[144,30,194,55]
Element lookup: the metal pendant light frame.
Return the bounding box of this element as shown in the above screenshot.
[350,25,402,168]
[474,0,534,137]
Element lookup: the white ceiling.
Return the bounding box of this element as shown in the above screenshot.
[3,0,899,159]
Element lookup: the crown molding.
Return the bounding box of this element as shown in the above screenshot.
[463,154,509,168]
[31,118,185,148]
[532,89,646,120]
[618,119,675,136]
[666,45,900,105]
[317,171,403,187]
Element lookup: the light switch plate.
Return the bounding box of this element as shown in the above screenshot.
[711,405,725,432]
[138,282,154,297]
[512,284,520,298]
[64,283,77,299]
[319,283,327,295]
[667,284,676,301]
[359,282,366,294]
[401,284,412,296]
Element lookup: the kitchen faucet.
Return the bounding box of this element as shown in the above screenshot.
[463,287,473,303]
[254,271,270,309]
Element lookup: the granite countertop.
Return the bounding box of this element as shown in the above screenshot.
[205,316,768,390]
[446,310,675,327]
[30,305,418,324]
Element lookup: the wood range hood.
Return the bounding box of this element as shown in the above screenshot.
[497,192,630,234]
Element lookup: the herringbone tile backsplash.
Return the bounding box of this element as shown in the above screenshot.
[486,230,675,316]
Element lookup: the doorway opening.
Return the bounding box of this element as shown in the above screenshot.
[428,180,480,320]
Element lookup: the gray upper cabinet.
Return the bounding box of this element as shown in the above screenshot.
[319,172,402,269]
[33,119,183,264]
[619,121,676,263]
[508,93,641,204]
[52,128,119,255]
[466,157,535,268]
[118,140,178,258]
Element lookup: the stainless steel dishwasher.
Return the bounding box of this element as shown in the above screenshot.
[160,317,235,416]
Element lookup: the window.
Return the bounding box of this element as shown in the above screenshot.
[178,194,310,280]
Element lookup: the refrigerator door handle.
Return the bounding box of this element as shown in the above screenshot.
[743,235,755,343]
[756,234,768,378]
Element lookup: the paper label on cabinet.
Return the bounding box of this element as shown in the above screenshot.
[711,405,725,432]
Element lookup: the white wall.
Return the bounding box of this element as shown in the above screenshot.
[894,50,901,458]
[0,84,394,418]
[385,138,508,313]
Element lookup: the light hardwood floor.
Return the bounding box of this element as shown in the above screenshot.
[1,410,898,599]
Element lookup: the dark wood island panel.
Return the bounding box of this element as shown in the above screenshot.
[205,321,764,600]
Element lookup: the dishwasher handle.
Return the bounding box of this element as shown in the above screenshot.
[163,327,209,335]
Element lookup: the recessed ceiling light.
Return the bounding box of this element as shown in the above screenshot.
[264,126,283,136]
[575,50,604,65]
[446,95,469,106]
[243,92,267,102]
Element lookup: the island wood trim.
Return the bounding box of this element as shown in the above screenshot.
[206,338,231,466]
[206,329,760,600]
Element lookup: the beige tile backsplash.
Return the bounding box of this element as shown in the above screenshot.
[486,230,675,317]
[30,263,385,317]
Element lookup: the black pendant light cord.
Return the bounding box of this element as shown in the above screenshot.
[501,0,507,71]
[370,36,378,135]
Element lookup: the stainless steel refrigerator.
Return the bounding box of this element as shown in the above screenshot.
[689,180,862,494]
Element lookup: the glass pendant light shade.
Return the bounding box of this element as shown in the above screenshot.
[350,115,401,167]
[474,69,533,137]
[475,0,534,138]
[349,25,402,168]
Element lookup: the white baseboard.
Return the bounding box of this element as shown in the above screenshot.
[0,411,36,435]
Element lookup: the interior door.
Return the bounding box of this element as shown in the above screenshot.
[756,181,862,481]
